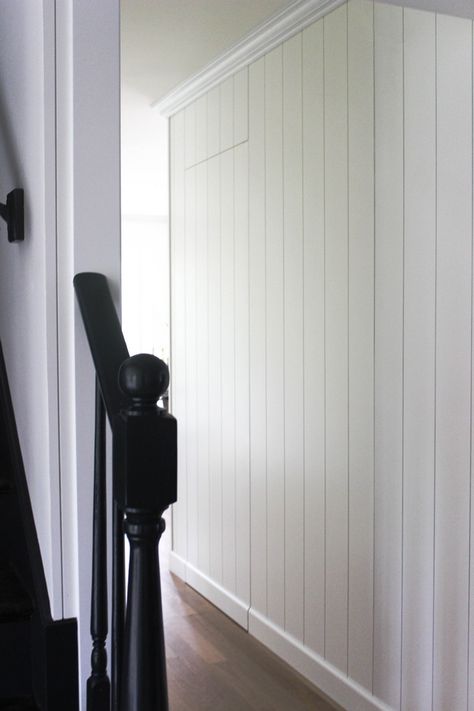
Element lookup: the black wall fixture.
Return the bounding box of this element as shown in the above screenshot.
[0,188,24,242]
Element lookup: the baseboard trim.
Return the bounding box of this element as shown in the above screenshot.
[168,551,249,630]
[185,563,249,630]
[167,552,392,710]
[168,550,187,580]
[248,609,393,711]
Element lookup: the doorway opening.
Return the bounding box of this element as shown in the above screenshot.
[120,85,170,365]
[120,62,171,554]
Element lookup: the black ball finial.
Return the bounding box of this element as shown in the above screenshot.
[118,354,169,408]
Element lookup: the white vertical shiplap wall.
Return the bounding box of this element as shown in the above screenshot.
[170,2,474,709]
[402,12,436,710]
[283,33,305,643]
[302,18,326,658]
[434,14,472,711]
[170,112,187,564]
[249,57,267,619]
[373,4,404,708]
[324,4,350,673]
[171,68,251,624]
[347,0,374,690]
[265,44,285,629]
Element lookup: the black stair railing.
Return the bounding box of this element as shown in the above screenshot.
[88,377,110,709]
[74,272,177,711]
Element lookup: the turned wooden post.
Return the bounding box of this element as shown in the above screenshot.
[111,499,125,711]
[114,354,177,711]
[87,380,111,711]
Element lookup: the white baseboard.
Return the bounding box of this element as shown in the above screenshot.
[168,550,187,580]
[185,562,249,630]
[167,552,393,711]
[249,609,393,711]
[168,551,249,630]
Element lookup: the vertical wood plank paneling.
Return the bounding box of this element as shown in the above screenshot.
[264,45,285,629]
[208,154,223,584]
[433,15,472,711]
[207,86,220,159]
[196,160,210,575]
[171,8,474,709]
[302,17,325,656]
[373,4,404,707]
[221,149,236,593]
[195,94,208,164]
[283,33,305,642]
[324,4,349,672]
[184,102,196,168]
[184,166,198,567]
[347,0,374,690]
[471,29,474,708]
[234,141,250,605]
[220,76,234,152]
[249,57,267,615]
[234,67,249,145]
[170,111,188,561]
[402,9,436,710]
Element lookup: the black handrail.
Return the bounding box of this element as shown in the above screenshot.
[73,273,129,421]
[74,272,177,711]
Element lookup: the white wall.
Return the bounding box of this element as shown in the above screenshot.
[56,0,121,704]
[170,2,474,709]
[0,0,62,618]
[0,1,121,707]
[170,70,251,624]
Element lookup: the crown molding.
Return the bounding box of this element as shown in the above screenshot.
[154,0,345,116]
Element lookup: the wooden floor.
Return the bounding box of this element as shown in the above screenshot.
[162,565,337,711]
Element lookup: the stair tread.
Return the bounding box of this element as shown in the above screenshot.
[0,700,38,711]
[0,564,34,621]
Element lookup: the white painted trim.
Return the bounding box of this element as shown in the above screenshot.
[43,0,64,620]
[168,552,249,629]
[185,563,249,629]
[154,0,346,116]
[248,609,394,711]
[168,550,187,580]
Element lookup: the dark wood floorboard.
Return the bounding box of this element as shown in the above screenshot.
[162,565,338,711]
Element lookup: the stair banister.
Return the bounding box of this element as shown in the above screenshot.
[116,354,174,711]
[73,272,177,711]
[87,378,110,710]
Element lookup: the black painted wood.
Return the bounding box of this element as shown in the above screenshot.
[114,356,177,515]
[122,514,168,711]
[0,564,34,621]
[0,341,79,710]
[0,188,24,243]
[75,275,178,711]
[117,355,176,711]
[0,699,38,710]
[87,381,110,711]
[73,273,129,422]
[112,500,125,711]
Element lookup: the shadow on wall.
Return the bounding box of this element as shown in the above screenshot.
[0,77,26,246]
[0,81,23,187]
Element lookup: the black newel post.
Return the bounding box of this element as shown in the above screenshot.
[114,354,177,711]
[87,380,111,711]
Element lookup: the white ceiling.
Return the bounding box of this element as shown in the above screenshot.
[121,0,474,107]
[121,0,297,104]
